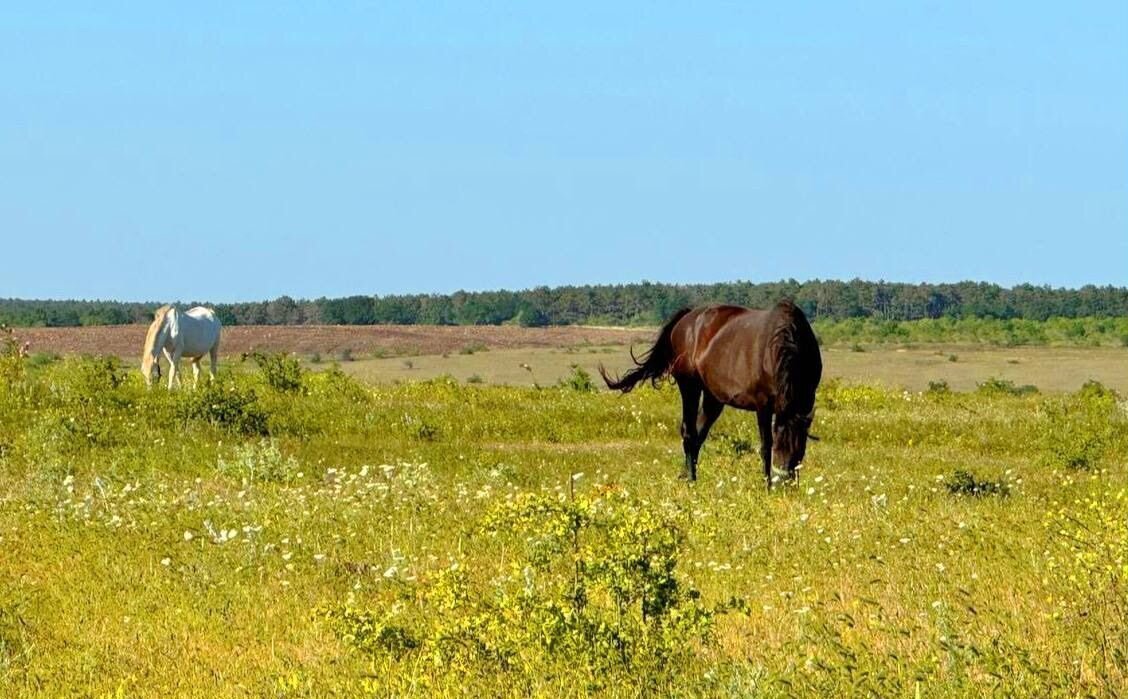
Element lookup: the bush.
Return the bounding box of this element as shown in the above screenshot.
[319,491,741,694]
[1039,386,1122,471]
[976,377,1038,396]
[400,414,439,441]
[926,380,951,395]
[944,469,1009,497]
[559,365,595,393]
[217,439,301,483]
[178,380,269,436]
[243,352,305,393]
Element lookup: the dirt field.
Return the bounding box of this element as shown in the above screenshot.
[13,324,653,358]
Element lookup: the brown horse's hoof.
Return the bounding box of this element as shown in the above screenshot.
[678,470,696,482]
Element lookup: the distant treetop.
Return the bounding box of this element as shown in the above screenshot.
[3,279,1128,327]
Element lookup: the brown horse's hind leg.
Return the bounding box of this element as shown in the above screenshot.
[696,391,724,457]
[757,409,774,491]
[677,379,702,481]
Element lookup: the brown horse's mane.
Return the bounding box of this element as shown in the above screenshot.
[768,300,821,417]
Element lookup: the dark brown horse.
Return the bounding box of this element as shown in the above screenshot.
[600,300,822,488]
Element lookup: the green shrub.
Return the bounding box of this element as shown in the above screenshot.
[1039,387,1122,471]
[216,439,302,483]
[926,380,951,395]
[178,380,269,436]
[976,377,1038,396]
[944,469,1009,497]
[320,491,741,693]
[243,352,305,393]
[559,365,595,392]
[304,364,370,403]
[400,413,439,441]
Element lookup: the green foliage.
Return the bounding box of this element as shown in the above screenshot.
[400,413,439,441]
[217,439,302,483]
[926,379,951,395]
[177,380,270,436]
[321,490,740,694]
[1039,384,1124,471]
[976,377,1038,396]
[944,469,1010,497]
[7,281,1128,328]
[559,364,596,392]
[243,352,305,393]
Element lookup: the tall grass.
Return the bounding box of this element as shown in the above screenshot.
[0,349,1126,696]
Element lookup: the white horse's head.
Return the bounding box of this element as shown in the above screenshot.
[141,305,173,387]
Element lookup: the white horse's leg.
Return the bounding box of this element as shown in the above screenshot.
[192,359,201,388]
[209,343,219,381]
[159,348,174,387]
[168,350,183,390]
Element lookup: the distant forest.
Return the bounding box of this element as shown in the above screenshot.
[3,280,1128,327]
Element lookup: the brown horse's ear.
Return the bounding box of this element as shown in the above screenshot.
[807,434,820,442]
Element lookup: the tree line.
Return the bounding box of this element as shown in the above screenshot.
[3,279,1127,327]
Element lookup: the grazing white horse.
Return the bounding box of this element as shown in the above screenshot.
[141,305,222,389]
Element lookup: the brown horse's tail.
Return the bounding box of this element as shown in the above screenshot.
[600,307,692,392]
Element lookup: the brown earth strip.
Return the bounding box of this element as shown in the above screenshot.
[14,324,655,359]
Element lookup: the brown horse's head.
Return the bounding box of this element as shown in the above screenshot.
[773,408,815,477]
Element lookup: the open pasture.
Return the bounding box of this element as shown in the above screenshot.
[2,345,1127,697]
[337,343,1128,395]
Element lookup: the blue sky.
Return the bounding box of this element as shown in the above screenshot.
[2,3,1125,302]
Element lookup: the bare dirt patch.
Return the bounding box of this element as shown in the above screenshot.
[14,324,655,359]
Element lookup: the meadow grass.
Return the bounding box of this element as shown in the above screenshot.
[336,344,1128,394]
[1,351,1126,697]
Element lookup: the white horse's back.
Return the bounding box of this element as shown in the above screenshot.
[177,306,222,358]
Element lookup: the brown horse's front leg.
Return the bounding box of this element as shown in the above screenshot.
[757,409,773,491]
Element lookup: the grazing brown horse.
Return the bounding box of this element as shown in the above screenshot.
[600,301,822,488]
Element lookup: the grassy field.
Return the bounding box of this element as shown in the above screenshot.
[335,344,1128,394]
[2,346,1127,697]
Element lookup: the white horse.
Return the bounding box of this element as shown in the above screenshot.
[141,305,222,389]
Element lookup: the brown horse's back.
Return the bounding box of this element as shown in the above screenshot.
[670,305,775,410]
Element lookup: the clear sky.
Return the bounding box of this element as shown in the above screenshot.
[2,3,1125,302]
